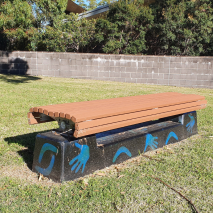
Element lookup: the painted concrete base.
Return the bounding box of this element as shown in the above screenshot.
[32,111,197,182]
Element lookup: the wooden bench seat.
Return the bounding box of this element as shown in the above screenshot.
[28,92,206,138]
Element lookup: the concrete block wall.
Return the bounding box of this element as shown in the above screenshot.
[0,51,213,88]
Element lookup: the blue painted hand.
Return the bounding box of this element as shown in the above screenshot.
[69,142,90,173]
[144,134,158,152]
[186,114,195,133]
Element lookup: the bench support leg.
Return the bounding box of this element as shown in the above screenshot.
[32,111,197,182]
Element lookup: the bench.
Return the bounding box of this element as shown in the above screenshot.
[28,92,207,182]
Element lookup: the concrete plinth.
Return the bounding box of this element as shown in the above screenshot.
[32,111,197,182]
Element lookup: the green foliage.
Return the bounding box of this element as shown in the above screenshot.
[148,0,213,55]
[0,0,34,29]
[0,0,96,52]
[95,0,154,54]
[0,0,35,50]
[1,0,213,55]
[60,14,96,52]
[29,14,96,52]
[89,0,213,55]
[33,0,67,28]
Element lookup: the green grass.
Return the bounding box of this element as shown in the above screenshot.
[0,74,212,212]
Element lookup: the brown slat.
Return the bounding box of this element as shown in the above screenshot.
[27,112,55,124]
[43,109,48,115]
[28,112,40,124]
[65,114,72,119]
[28,93,207,137]
[48,112,54,117]
[54,112,59,117]
[73,103,206,138]
[60,112,65,118]
[75,100,207,130]
[69,93,185,117]
[71,94,205,122]
[33,107,39,112]
[38,108,44,113]
[68,93,186,120]
[29,92,181,116]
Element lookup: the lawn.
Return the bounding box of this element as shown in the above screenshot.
[0,74,212,212]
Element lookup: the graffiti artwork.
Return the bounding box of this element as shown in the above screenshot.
[35,143,58,176]
[144,133,158,152]
[186,114,195,133]
[113,146,132,163]
[165,132,178,145]
[32,111,198,182]
[69,142,90,173]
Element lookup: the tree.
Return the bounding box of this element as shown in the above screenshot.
[32,0,67,28]
[147,0,213,55]
[0,0,36,50]
[29,13,96,52]
[95,0,154,54]
[0,0,97,52]
[1,0,213,56]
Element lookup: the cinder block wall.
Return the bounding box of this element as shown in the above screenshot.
[0,51,213,88]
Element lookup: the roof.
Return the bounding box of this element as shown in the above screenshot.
[78,5,109,20]
[66,0,85,14]
[65,0,156,20]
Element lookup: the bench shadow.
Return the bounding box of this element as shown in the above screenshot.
[5,131,48,170]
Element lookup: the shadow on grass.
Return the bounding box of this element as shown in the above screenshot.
[0,52,41,84]
[5,131,48,169]
[0,74,41,84]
